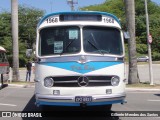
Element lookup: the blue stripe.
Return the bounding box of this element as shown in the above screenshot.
[87,100,123,106]
[38,11,120,27]
[41,61,122,74]
[37,101,80,106]
[37,100,123,107]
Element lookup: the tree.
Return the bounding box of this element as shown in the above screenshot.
[80,0,126,28]
[124,0,139,84]
[0,5,45,67]
[11,0,19,81]
[135,0,160,60]
[80,0,160,59]
[18,5,44,50]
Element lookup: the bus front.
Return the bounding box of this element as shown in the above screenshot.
[35,11,126,110]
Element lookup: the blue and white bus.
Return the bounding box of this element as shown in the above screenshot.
[35,11,126,110]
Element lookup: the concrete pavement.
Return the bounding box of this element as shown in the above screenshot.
[137,64,160,84]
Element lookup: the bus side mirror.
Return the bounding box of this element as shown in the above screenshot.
[123,31,130,41]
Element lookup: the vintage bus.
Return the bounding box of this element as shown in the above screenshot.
[35,11,126,110]
[0,46,9,88]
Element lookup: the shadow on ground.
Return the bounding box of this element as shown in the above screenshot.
[0,84,8,90]
[22,95,120,120]
[154,94,160,97]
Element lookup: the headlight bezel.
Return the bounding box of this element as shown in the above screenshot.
[111,76,120,86]
[44,77,54,87]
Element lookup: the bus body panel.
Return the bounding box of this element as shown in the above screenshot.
[35,60,126,106]
[35,11,126,108]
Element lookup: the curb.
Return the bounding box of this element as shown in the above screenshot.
[8,84,25,87]
[8,83,35,88]
[126,88,160,92]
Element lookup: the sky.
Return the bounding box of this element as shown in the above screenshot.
[0,0,160,15]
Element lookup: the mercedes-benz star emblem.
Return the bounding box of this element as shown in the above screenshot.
[79,55,87,64]
[77,76,89,87]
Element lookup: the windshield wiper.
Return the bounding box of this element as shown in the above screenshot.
[87,39,104,55]
[60,39,75,56]
[87,33,104,55]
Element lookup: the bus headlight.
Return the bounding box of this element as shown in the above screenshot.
[44,77,54,87]
[111,76,120,86]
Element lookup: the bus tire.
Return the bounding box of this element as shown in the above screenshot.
[100,104,112,111]
[41,105,50,111]
[106,104,112,111]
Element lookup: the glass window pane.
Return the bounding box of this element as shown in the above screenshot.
[39,26,80,56]
[83,26,123,55]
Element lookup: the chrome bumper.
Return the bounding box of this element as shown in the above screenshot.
[35,93,126,107]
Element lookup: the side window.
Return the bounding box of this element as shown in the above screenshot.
[0,52,2,62]
[3,53,8,62]
[0,52,8,62]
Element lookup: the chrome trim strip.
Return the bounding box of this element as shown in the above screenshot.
[89,80,110,82]
[36,94,74,101]
[55,81,77,83]
[36,93,126,102]
[38,55,124,63]
[54,80,110,83]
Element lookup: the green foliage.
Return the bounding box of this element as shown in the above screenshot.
[80,0,160,60]
[80,0,126,28]
[19,54,27,67]
[152,52,160,61]
[18,5,44,49]
[0,5,45,67]
[136,44,147,54]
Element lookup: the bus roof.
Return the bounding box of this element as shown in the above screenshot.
[38,11,120,27]
[0,46,6,52]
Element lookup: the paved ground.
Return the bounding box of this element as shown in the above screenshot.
[0,87,160,120]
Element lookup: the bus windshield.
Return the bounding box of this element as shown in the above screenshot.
[39,26,81,56]
[39,26,123,56]
[83,26,123,55]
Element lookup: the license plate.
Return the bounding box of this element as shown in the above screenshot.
[75,96,92,103]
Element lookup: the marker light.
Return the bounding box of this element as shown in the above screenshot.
[53,90,60,95]
[106,89,112,94]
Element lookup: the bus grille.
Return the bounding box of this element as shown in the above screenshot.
[51,76,113,87]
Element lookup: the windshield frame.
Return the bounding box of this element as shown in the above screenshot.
[83,26,123,56]
[38,25,124,57]
[38,26,81,56]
